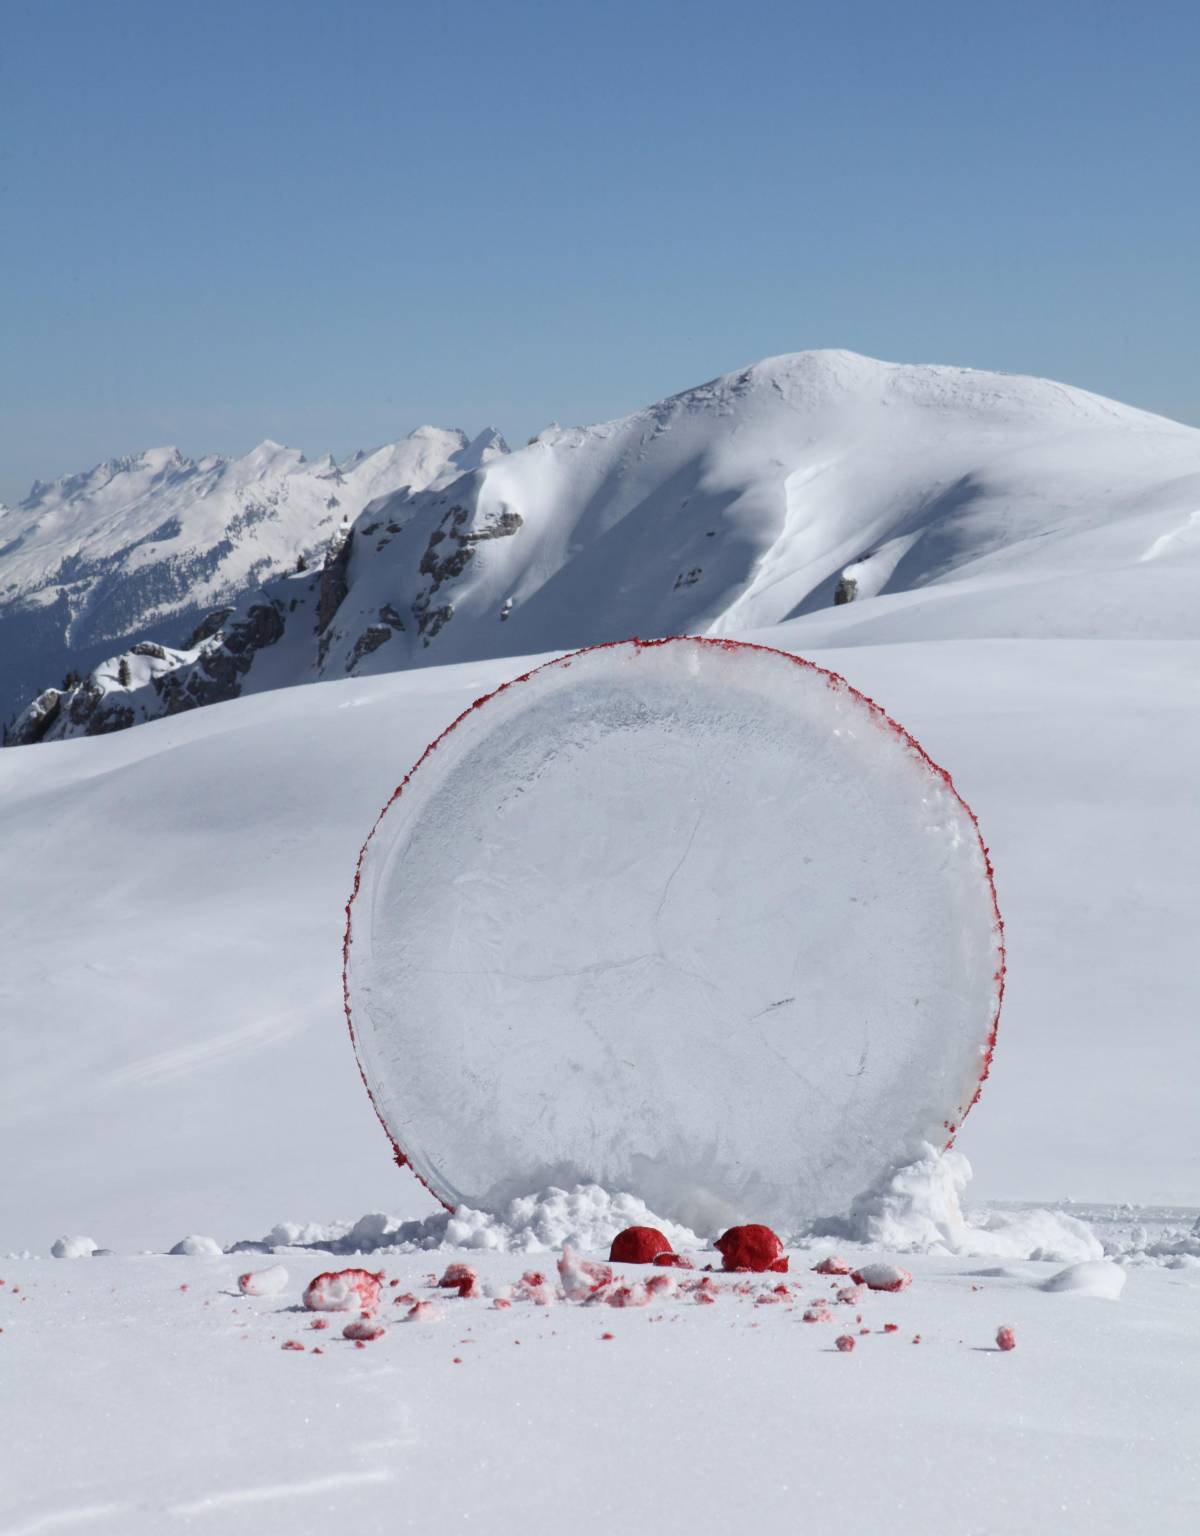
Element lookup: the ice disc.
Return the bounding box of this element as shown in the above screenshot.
[343,637,1004,1234]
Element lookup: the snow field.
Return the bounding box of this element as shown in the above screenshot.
[2,1246,1196,1536]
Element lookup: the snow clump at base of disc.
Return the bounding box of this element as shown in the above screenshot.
[344,637,1004,1235]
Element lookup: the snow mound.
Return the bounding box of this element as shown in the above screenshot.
[167,1234,223,1257]
[234,1185,701,1257]
[345,636,1003,1234]
[50,1234,98,1258]
[1041,1260,1127,1298]
[813,1144,1103,1262]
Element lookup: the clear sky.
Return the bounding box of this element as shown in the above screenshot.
[2,0,1197,503]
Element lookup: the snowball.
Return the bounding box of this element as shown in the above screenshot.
[1040,1260,1126,1299]
[996,1325,1016,1351]
[403,1300,443,1323]
[436,1262,482,1298]
[812,1255,853,1275]
[168,1235,223,1256]
[558,1246,614,1301]
[343,1318,386,1341]
[50,1235,97,1259]
[303,1268,384,1312]
[851,1263,912,1292]
[835,1334,857,1353]
[237,1264,288,1297]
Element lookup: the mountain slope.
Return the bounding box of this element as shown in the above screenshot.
[0,426,507,726]
[9,350,1200,744]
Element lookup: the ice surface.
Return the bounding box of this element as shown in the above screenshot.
[346,636,1003,1233]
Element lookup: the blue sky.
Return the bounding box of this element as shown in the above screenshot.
[2,0,1197,502]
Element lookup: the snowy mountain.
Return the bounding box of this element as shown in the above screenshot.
[0,426,508,731]
[8,350,1200,745]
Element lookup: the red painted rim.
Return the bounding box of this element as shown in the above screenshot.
[342,635,1006,1211]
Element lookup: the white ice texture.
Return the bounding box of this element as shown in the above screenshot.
[346,637,1003,1234]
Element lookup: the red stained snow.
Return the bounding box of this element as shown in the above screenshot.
[601,1331,615,1340]
[281,1340,306,1351]
[310,1318,329,1330]
[715,1224,788,1274]
[882,1323,899,1334]
[835,1335,856,1352]
[343,1316,387,1342]
[653,1252,694,1269]
[404,1300,443,1323]
[813,1256,853,1275]
[437,1263,482,1299]
[996,1325,1016,1352]
[609,1227,672,1265]
[303,1268,385,1313]
[558,1247,614,1300]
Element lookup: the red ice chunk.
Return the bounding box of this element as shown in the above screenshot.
[715,1224,788,1274]
[609,1227,673,1265]
[436,1263,481,1299]
[303,1268,385,1313]
[653,1252,694,1269]
[835,1334,856,1352]
[850,1263,912,1293]
[558,1246,614,1300]
[343,1317,386,1342]
[995,1325,1016,1352]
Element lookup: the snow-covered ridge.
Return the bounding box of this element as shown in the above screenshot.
[0,425,508,730]
[7,349,1200,745]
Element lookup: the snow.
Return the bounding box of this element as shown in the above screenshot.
[819,1144,1104,1262]
[2,1246,1197,1534]
[232,1186,701,1259]
[49,1234,97,1259]
[167,1234,224,1257]
[2,351,1200,1530]
[0,425,509,725]
[237,1264,288,1297]
[13,349,1200,745]
[1041,1260,1128,1299]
